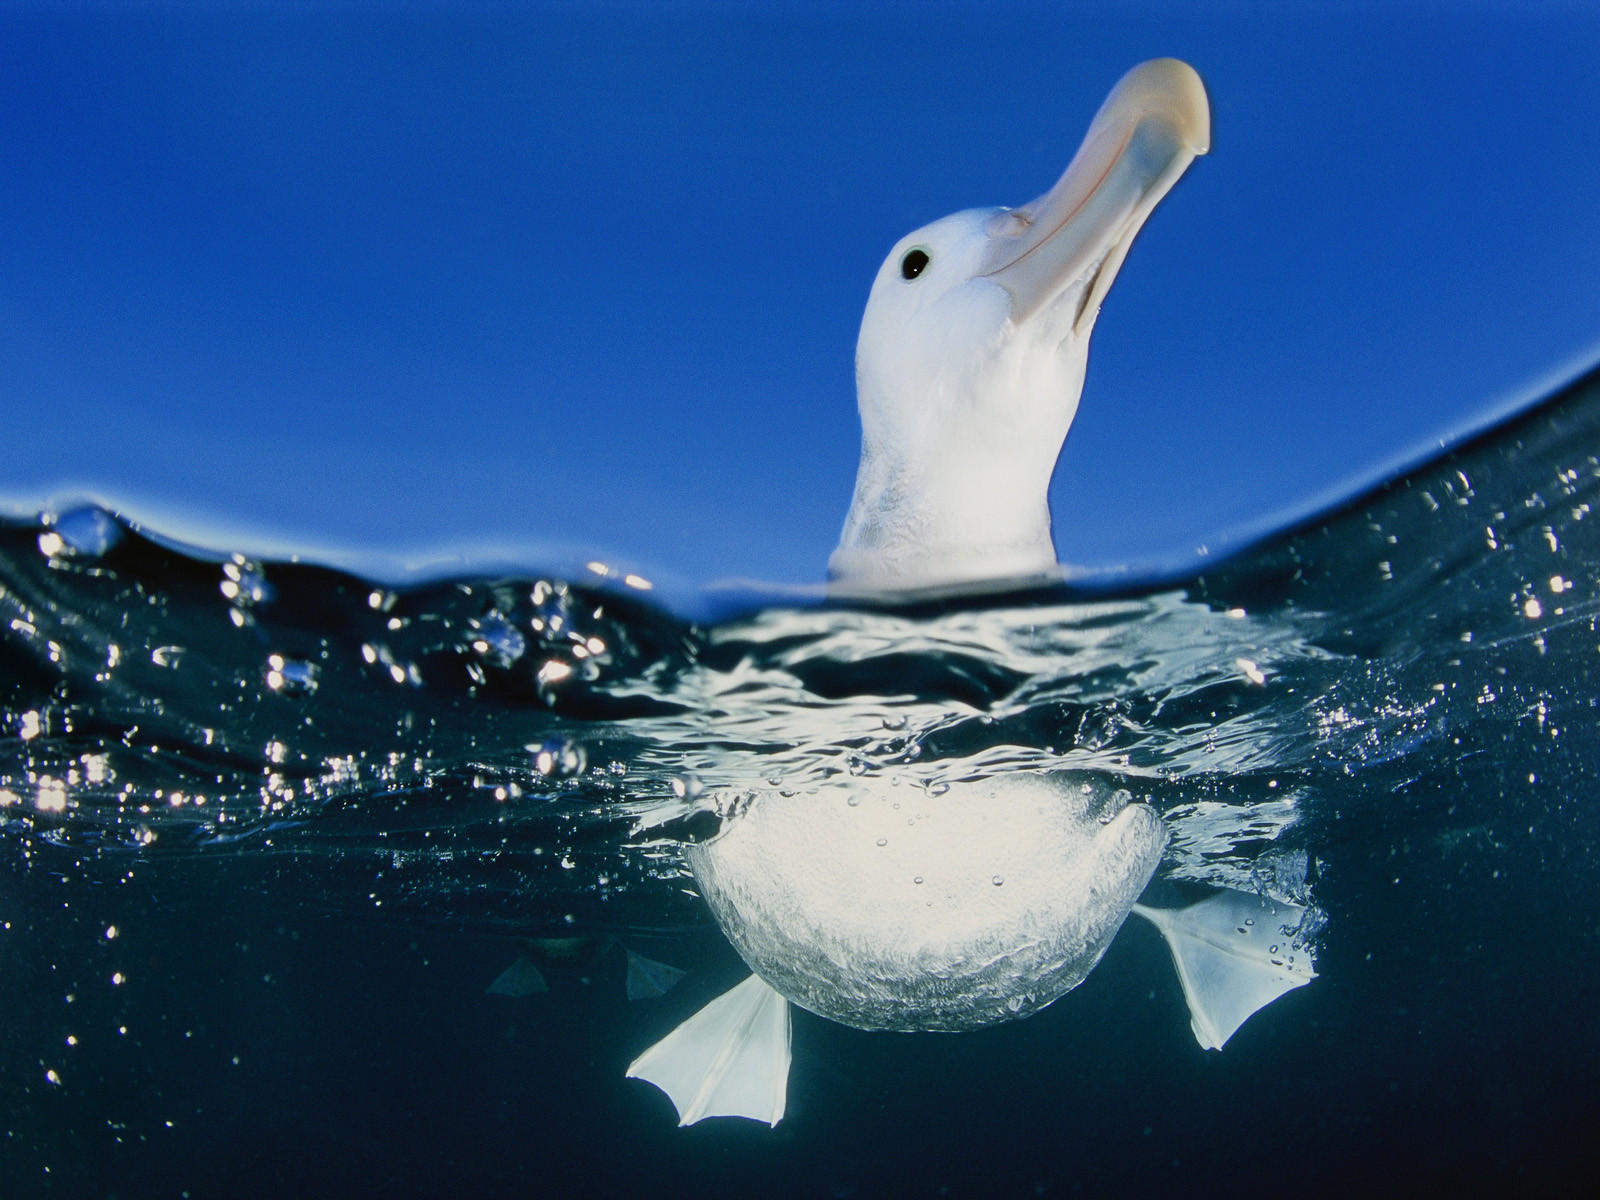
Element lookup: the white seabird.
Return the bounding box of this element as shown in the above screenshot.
[627,59,1317,1128]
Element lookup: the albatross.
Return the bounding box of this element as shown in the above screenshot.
[626,59,1317,1127]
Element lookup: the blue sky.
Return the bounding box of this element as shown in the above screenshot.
[2,3,1598,587]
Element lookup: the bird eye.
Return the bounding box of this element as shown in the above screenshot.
[900,249,930,280]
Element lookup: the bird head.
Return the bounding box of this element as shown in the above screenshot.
[832,58,1210,592]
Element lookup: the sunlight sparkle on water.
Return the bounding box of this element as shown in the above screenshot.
[36,779,67,813]
[1236,658,1267,685]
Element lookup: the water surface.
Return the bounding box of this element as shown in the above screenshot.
[2,373,1598,1195]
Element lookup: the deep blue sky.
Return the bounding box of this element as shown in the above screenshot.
[2,3,1599,587]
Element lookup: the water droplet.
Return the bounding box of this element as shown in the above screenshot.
[264,655,317,697]
[992,876,1004,887]
[536,659,572,686]
[49,508,123,557]
[532,739,586,779]
[1269,945,1279,955]
[846,795,860,807]
[469,613,526,666]
[875,837,887,847]
[913,876,923,885]
[221,560,274,607]
[927,782,948,797]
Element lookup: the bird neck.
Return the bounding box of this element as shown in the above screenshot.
[829,442,1059,592]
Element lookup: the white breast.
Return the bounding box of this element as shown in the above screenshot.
[687,773,1167,1031]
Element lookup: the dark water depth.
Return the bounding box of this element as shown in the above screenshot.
[3,374,1600,1196]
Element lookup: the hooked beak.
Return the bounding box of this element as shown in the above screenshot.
[980,58,1209,332]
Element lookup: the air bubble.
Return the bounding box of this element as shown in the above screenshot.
[221,560,273,608]
[265,655,318,697]
[533,740,586,779]
[469,613,527,666]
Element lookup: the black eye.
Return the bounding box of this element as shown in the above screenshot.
[900,249,930,280]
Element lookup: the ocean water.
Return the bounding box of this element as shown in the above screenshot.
[2,373,1599,1198]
